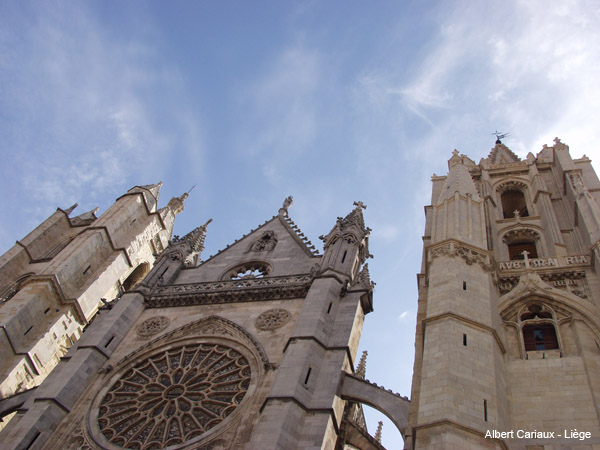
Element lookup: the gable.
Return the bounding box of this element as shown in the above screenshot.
[175,214,320,284]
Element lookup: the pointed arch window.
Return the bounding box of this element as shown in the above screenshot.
[501,190,529,219]
[503,229,540,261]
[523,323,558,351]
[519,303,560,354]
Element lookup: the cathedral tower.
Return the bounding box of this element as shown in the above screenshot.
[0,183,184,408]
[407,139,600,449]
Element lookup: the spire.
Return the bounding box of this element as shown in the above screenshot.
[169,218,212,267]
[356,350,368,379]
[340,200,368,232]
[63,203,78,215]
[374,421,383,443]
[279,195,293,217]
[437,150,480,203]
[356,263,375,291]
[167,192,189,216]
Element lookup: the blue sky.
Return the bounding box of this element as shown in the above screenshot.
[2,1,600,447]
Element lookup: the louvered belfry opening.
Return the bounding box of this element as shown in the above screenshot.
[523,323,559,351]
[508,241,538,260]
[501,190,529,219]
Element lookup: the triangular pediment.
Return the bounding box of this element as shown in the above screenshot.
[175,213,321,284]
[487,142,521,165]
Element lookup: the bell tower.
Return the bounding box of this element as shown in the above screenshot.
[408,138,600,448]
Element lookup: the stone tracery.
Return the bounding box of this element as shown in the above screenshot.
[255,309,291,331]
[97,342,251,449]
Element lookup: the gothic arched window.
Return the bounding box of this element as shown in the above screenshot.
[508,241,538,260]
[523,323,559,351]
[501,189,529,219]
[503,229,540,261]
[519,303,560,354]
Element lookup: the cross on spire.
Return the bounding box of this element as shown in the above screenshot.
[353,200,367,210]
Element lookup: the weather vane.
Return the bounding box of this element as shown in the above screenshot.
[492,130,511,143]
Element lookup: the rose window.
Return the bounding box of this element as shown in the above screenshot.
[97,343,251,449]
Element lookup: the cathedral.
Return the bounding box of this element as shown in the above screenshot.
[0,137,599,449]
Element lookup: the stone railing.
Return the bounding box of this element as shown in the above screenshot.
[146,274,313,307]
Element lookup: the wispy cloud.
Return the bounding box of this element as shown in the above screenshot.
[237,43,322,158]
[0,3,202,214]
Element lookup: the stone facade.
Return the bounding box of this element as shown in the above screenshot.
[0,183,185,430]
[408,139,600,449]
[0,199,403,449]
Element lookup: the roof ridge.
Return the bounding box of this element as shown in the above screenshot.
[196,216,279,267]
[280,214,320,256]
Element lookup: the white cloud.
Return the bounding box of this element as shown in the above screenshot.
[0,3,202,214]
[237,43,322,157]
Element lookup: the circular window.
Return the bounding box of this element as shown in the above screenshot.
[97,342,251,448]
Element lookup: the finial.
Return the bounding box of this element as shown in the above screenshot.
[353,200,367,210]
[513,209,520,219]
[452,149,460,157]
[356,350,368,379]
[279,195,293,216]
[375,421,383,443]
[167,192,189,216]
[64,203,78,215]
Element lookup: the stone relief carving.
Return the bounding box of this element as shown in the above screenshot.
[250,231,278,252]
[569,172,588,199]
[428,242,493,271]
[136,315,170,338]
[255,308,291,331]
[251,231,277,252]
[97,342,251,449]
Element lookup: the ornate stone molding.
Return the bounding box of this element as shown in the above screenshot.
[255,308,291,331]
[136,315,170,337]
[499,269,587,298]
[145,274,312,308]
[115,315,272,373]
[427,241,493,271]
[502,228,540,244]
[496,180,528,193]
